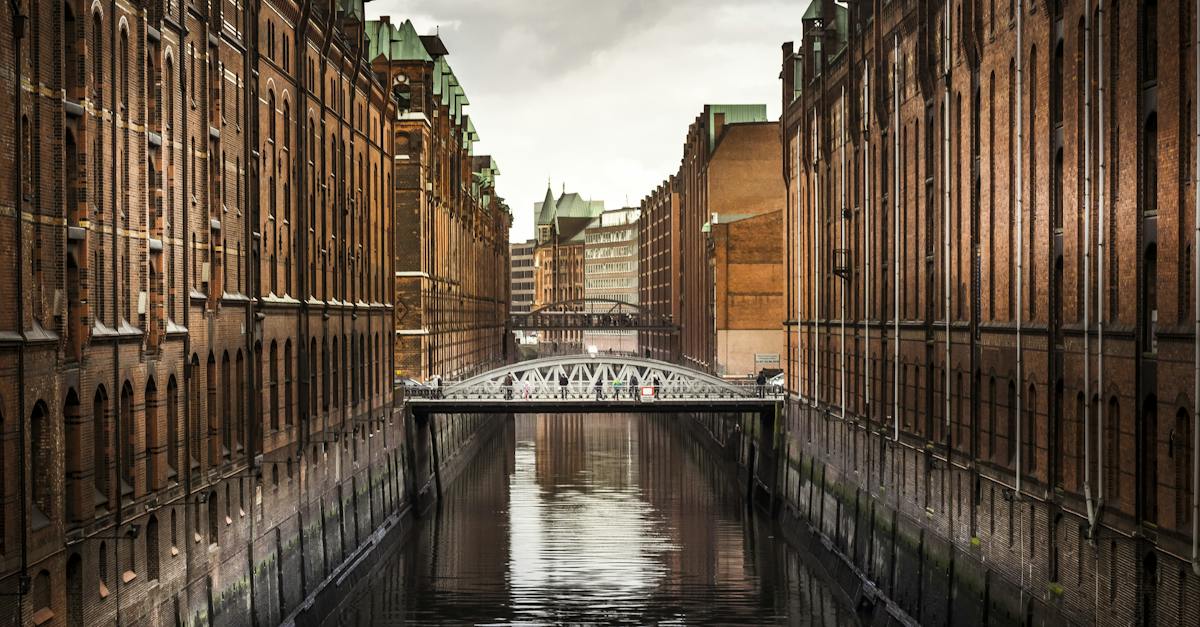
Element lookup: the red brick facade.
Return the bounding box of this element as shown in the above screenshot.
[783,1,1199,624]
[0,1,418,625]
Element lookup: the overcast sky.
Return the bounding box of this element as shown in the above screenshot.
[366,0,809,242]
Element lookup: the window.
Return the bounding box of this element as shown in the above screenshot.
[146,515,160,581]
[93,387,110,510]
[167,377,178,481]
[1173,409,1192,528]
[269,341,279,430]
[145,380,159,491]
[1143,398,1159,523]
[1007,381,1017,466]
[91,12,103,103]
[1142,0,1158,84]
[1143,114,1158,216]
[284,340,293,426]
[120,383,134,496]
[30,402,51,523]
[207,490,218,544]
[1145,245,1158,353]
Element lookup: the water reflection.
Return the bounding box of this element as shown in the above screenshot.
[320,414,855,626]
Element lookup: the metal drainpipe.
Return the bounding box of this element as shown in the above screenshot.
[840,86,846,426]
[179,0,194,593]
[109,0,124,620]
[1015,0,1024,495]
[892,34,900,443]
[1082,3,1096,532]
[1193,0,1200,577]
[1096,0,1106,524]
[943,2,952,448]
[10,0,30,598]
[863,63,871,431]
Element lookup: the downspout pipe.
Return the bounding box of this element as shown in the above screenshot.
[893,34,900,443]
[1193,0,1200,577]
[840,86,847,425]
[1015,0,1024,495]
[1096,0,1106,525]
[1082,3,1097,532]
[863,62,871,427]
[943,2,952,445]
[9,0,30,598]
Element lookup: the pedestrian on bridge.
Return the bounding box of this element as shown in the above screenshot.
[755,371,767,398]
[559,373,569,399]
[504,373,514,400]
[629,374,640,399]
[594,378,604,400]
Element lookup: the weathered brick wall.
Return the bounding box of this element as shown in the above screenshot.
[782,1,1200,625]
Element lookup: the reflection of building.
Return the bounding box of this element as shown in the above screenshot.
[533,186,604,351]
[583,208,641,353]
[369,19,513,380]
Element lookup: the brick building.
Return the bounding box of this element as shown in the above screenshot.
[509,238,536,315]
[0,0,431,624]
[582,207,640,354]
[782,1,1198,625]
[532,185,603,353]
[637,105,786,375]
[367,18,512,382]
[637,177,681,362]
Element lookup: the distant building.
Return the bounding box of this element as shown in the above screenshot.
[638,105,786,376]
[533,186,605,352]
[510,239,537,315]
[510,239,537,344]
[583,208,641,353]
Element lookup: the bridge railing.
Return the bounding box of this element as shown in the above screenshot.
[430,381,785,401]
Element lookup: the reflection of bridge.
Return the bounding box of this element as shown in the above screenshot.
[407,355,781,417]
[509,298,677,331]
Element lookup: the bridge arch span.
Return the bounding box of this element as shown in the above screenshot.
[444,355,745,398]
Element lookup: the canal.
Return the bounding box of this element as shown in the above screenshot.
[316,414,856,625]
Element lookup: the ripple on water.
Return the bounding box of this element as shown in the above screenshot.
[319,413,857,626]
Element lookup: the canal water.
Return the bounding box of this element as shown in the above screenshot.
[318,414,856,625]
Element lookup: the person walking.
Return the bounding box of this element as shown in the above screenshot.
[612,376,623,399]
[653,375,663,399]
[755,371,767,398]
[594,378,604,400]
[629,374,640,400]
[559,373,569,399]
[504,373,514,400]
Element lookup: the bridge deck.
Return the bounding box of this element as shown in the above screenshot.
[408,397,780,415]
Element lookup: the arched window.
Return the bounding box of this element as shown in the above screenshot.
[66,553,83,627]
[119,27,129,110]
[235,351,245,454]
[90,12,103,103]
[206,353,217,467]
[322,337,330,411]
[1141,0,1158,84]
[1027,384,1038,473]
[268,90,276,143]
[1107,396,1121,501]
[1144,245,1158,352]
[284,340,293,427]
[98,541,108,590]
[33,569,51,615]
[64,390,82,524]
[332,336,339,407]
[167,376,178,481]
[283,99,290,149]
[1007,381,1017,466]
[988,377,997,460]
[30,401,52,523]
[120,382,134,496]
[145,379,159,491]
[207,490,218,545]
[93,386,111,510]
[1173,408,1192,528]
[221,352,231,459]
[269,341,279,431]
[1143,397,1159,523]
[188,354,201,473]
[146,515,160,581]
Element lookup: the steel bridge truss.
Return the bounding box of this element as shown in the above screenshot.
[509,298,677,331]
[440,355,779,400]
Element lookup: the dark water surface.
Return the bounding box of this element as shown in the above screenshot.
[320,414,856,625]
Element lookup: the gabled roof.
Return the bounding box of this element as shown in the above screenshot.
[536,186,558,225]
[365,19,433,63]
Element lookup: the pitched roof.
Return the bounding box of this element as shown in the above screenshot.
[365,19,433,63]
[536,186,558,225]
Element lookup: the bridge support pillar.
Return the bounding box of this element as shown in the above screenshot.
[404,408,438,516]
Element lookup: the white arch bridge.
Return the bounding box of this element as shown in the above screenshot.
[406,355,782,417]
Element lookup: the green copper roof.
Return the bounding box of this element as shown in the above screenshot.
[705,104,768,151]
[536,186,558,225]
[365,19,433,62]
